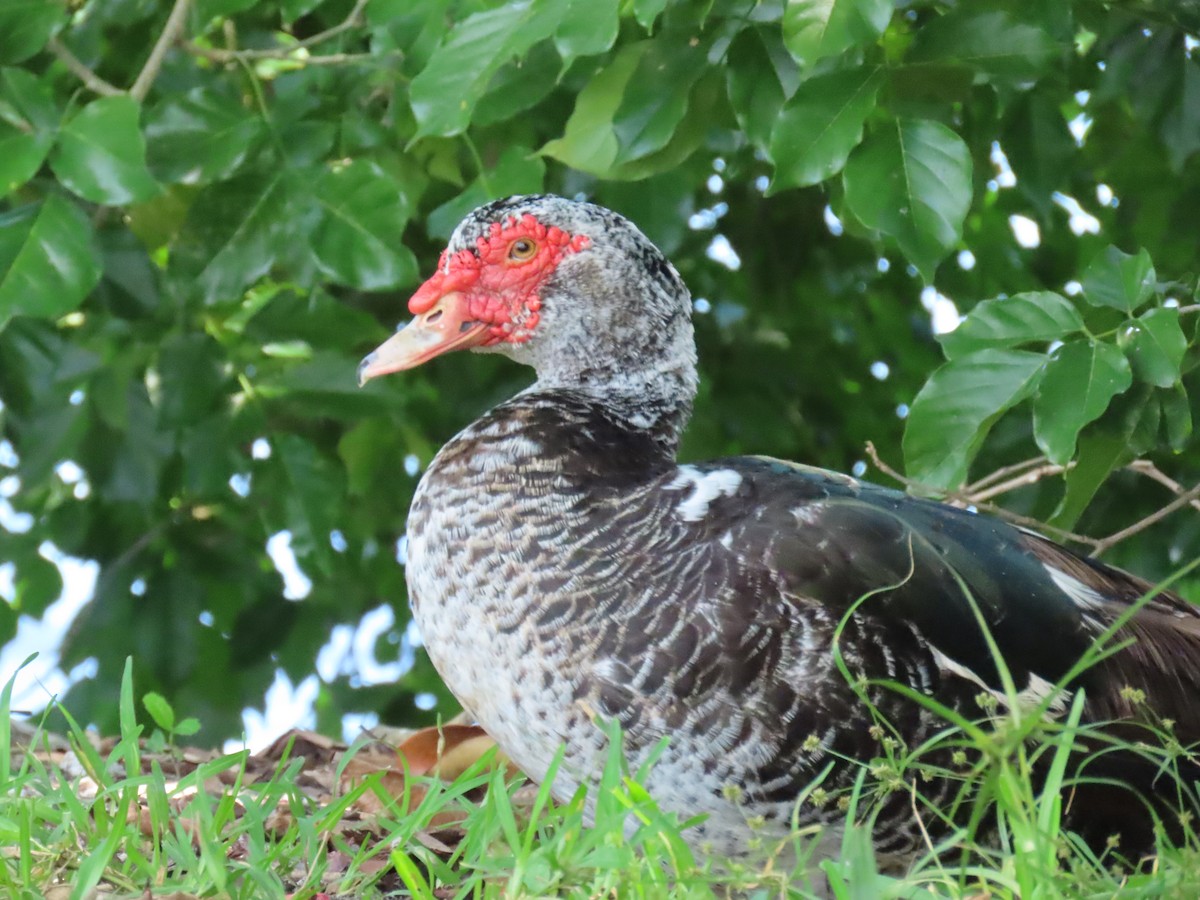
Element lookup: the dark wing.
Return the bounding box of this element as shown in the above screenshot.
[702,457,1200,743]
[1017,532,1200,735]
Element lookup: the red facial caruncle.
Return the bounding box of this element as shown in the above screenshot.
[409,214,590,345]
[356,213,591,385]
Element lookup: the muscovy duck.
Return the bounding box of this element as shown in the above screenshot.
[359,195,1200,861]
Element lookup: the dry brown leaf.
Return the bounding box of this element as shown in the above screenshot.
[261,729,342,768]
[395,723,508,778]
[414,829,457,854]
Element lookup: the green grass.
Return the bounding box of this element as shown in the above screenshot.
[4,647,1200,898]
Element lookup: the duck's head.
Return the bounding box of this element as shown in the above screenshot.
[358,195,696,410]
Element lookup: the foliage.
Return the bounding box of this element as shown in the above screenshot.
[1,0,1199,740]
[6,658,1200,896]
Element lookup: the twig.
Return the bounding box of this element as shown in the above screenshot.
[1175,304,1200,315]
[865,442,1200,557]
[864,442,1099,549]
[964,455,1049,494]
[1091,481,1200,556]
[183,0,370,63]
[1127,460,1200,513]
[970,463,1070,503]
[48,36,123,97]
[184,45,382,66]
[864,441,915,487]
[283,0,369,48]
[277,51,381,66]
[131,0,193,101]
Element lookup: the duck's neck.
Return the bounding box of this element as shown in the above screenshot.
[524,324,698,460]
[520,374,692,462]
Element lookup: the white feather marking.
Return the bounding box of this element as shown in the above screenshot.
[930,648,1072,716]
[719,530,733,550]
[1044,564,1111,632]
[1044,565,1108,612]
[593,658,625,682]
[793,503,825,525]
[666,466,742,522]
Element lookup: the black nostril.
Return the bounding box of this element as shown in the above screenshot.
[427,310,443,324]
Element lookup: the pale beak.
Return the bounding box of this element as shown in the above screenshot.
[358,292,489,385]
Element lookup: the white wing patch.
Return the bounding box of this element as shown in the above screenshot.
[1044,564,1109,632]
[930,648,1072,716]
[666,466,743,522]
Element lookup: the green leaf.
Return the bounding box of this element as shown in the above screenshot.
[1002,90,1077,216]
[103,384,170,504]
[142,691,176,731]
[156,332,226,429]
[1032,340,1133,465]
[633,0,668,30]
[473,40,562,127]
[169,171,294,304]
[1162,55,1200,172]
[50,96,161,205]
[726,28,799,150]
[0,0,65,64]
[1051,432,1125,528]
[1081,245,1156,314]
[540,43,646,175]
[611,40,704,164]
[555,0,618,66]
[14,551,62,617]
[0,68,58,195]
[1123,387,1164,457]
[903,348,1046,489]
[843,118,972,281]
[1051,391,1157,529]
[908,10,1060,85]
[409,1,567,139]
[1162,383,1192,451]
[1125,306,1186,387]
[0,197,102,325]
[310,160,418,290]
[174,717,201,736]
[281,0,323,23]
[276,434,344,574]
[144,89,265,185]
[609,68,720,180]
[195,0,257,19]
[426,146,545,241]
[938,291,1085,360]
[783,0,891,68]
[769,67,881,191]
[0,66,57,132]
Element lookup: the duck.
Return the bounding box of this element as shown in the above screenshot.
[358,194,1200,865]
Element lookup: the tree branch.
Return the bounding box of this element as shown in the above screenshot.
[969,463,1070,503]
[48,36,123,97]
[864,442,1100,550]
[184,45,382,66]
[865,443,1200,558]
[964,456,1050,494]
[182,0,371,64]
[1127,460,1200,513]
[131,0,193,101]
[1091,479,1200,556]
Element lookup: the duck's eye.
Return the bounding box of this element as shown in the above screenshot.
[509,239,536,261]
